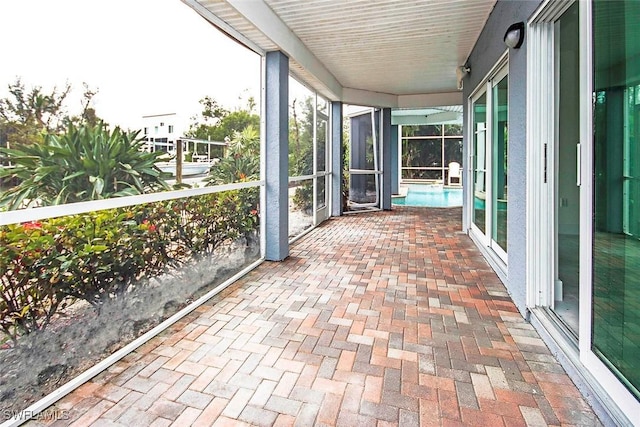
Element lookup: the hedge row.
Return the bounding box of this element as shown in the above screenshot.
[0,188,259,344]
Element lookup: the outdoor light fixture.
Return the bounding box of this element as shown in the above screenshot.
[504,22,525,49]
[456,65,470,90]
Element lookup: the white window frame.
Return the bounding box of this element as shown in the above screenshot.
[399,125,463,185]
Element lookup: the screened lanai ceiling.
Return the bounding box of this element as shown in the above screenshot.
[182,0,497,108]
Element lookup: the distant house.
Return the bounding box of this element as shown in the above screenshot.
[141,113,179,154]
[140,113,225,161]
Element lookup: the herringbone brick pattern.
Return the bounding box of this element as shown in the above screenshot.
[30,207,601,426]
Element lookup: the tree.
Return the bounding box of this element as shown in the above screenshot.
[0,78,72,150]
[75,82,101,127]
[0,121,171,209]
[199,95,228,122]
[289,96,315,176]
[0,79,103,165]
[186,95,259,142]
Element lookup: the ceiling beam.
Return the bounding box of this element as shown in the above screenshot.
[225,0,343,100]
[341,88,463,110]
[342,87,398,108]
[424,111,462,124]
[398,92,463,108]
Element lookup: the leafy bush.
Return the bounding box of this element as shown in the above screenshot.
[0,222,66,343]
[0,189,259,344]
[0,121,171,209]
[292,182,313,214]
[176,190,259,255]
[202,126,260,238]
[49,209,179,309]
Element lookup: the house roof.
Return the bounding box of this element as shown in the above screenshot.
[182,0,497,108]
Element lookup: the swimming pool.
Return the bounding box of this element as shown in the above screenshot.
[393,185,463,208]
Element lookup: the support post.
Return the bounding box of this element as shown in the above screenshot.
[331,101,343,217]
[265,51,289,261]
[381,108,392,210]
[391,124,399,195]
[176,139,183,184]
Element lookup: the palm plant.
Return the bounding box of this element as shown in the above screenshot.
[206,125,260,185]
[0,121,171,209]
[226,124,260,159]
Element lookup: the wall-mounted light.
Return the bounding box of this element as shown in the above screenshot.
[456,65,470,90]
[504,22,525,49]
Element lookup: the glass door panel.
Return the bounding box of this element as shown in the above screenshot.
[347,108,381,210]
[472,93,487,233]
[492,75,508,253]
[553,2,581,336]
[314,96,329,223]
[592,0,640,398]
[288,78,331,237]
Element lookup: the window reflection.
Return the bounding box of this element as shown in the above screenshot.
[592,0,640,398]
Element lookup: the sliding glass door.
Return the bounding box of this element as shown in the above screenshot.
[529,1,640,415]
[470,63,508,262]
[592,0,640,399]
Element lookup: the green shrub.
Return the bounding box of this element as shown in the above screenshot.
[0,189,259,343]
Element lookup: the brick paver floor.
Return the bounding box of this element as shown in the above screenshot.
[31,207,601,426]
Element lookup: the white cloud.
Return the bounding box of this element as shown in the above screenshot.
[0,0,261,132]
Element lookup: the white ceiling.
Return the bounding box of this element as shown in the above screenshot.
[182,0,496,108]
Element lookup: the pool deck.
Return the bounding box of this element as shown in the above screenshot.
[28,207,600,426]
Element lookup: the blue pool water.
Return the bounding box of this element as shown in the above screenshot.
[393,185,462,207]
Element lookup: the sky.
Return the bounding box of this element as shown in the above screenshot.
[0,0,262,132]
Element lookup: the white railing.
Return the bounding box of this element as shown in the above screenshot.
[0,180,264,226]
